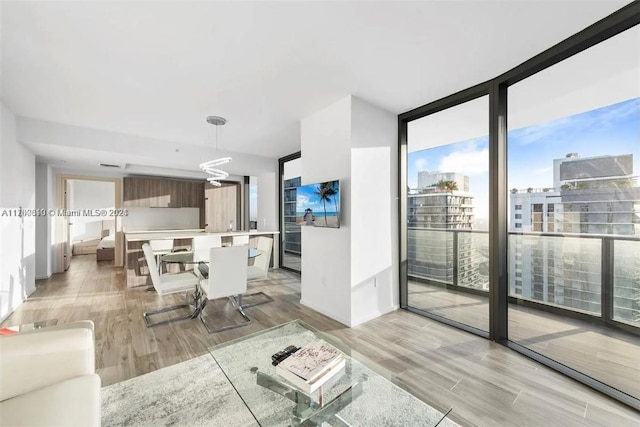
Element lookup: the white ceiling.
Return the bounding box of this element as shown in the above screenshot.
[0,0,631,172]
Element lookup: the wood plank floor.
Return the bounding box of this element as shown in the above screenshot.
[2,255,639,426]
[408,281,640,402]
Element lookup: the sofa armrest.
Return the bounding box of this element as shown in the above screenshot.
[18,320,95,335]
[0,327,95,401]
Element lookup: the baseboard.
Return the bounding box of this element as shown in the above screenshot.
[0,286,35,324]
[36,274,51,280]
[300,298,351,327]
[300,299,399,328]
[350,304,399,327]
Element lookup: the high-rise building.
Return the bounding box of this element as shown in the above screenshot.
[418,171,470,192]
[408,173,487,290]
[510,153,640,321]
[283,177,301,255]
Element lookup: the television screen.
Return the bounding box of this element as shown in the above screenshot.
[296,180,340,228]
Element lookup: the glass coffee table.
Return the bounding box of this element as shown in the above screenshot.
[209,320,457,426]
[161,248,261,278]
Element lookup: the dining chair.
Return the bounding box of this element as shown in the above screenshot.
[149,239,174,274]
[232,235,249,246]
[197,245,252,333]
[141,243,200,327]
[247,236,273,281]
[192,235,222,262]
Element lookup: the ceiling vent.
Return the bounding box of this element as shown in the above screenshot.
[99,163,121,168]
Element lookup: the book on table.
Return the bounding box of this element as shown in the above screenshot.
[275,341,346,394]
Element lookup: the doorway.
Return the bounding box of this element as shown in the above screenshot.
[279,153,302,272]
[56,175,123,271]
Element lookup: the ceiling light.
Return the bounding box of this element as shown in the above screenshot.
[199,116,231,186]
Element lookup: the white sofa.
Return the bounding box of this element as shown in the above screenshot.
[0,320,101,426]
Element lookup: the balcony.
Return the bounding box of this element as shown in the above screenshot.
[407,228,640,401]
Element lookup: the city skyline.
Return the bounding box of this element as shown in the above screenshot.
[408,97,640,224]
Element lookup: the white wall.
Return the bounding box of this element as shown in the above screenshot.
[0,102,36,321]
[350,96,398,325]
[257,170,278,231]
[69,179,115,240]
[300,96,353,326]
[300,95,398,327]
[35,163,54,278]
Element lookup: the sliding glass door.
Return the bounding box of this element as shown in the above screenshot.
[279,153,302,272]
[405,95,490,333]
[507,24,640,402]
[399,3,640,409]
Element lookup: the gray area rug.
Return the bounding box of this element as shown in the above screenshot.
[101,354,257,426]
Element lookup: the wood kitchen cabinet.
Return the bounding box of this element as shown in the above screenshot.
[123,177,204,208]
[203,182,240,232]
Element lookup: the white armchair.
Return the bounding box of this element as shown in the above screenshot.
[0,320,101,426]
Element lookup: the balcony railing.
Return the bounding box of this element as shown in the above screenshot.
[408,227,640,329]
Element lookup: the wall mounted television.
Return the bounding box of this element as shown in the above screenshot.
[296,180,340,228]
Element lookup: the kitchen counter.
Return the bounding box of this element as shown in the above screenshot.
[124,229,280,288]
[124,230,279,242]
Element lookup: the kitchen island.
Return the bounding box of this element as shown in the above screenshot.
[124,230,280,288]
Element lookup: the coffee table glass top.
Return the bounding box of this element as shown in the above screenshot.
[209,320,456,427]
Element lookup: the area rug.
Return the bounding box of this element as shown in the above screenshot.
[101,354,257,426]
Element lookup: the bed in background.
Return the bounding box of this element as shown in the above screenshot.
[71,220,115,261]
[72,237,101,255]
[96,229,115,261]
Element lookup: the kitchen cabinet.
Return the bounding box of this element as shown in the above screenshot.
[203,182,240,232]
[123,177,204,208]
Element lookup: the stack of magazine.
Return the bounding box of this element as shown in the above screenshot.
[275,341,346,393]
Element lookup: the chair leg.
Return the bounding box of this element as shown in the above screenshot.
[143,304,194,327]
[199,295,252,334]
[237,291,274,308]
[143,288,199,328]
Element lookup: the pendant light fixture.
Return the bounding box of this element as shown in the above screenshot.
[199,115,231,186]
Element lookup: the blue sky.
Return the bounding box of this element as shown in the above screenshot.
[296,182,339,214]
[408,97,640,223]
[249,184,257,220]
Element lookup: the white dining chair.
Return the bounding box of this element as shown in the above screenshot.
[232,235,249,246]
[192,235,222,262]
[197,245,251,333]
[149,239,174,274]
[141,243,200,327]
[247,236,273,281]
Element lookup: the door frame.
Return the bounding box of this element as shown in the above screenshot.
[55,175,123,271]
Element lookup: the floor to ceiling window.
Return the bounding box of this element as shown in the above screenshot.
[279,153,302,272]
[507,24,640,402]
[406,96,490,333]
[399,2,639,410]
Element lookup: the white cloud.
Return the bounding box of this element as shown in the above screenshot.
[296,195,309,209]
[438,148,489,175]
[415,158,428,171]
[535,167,550,174]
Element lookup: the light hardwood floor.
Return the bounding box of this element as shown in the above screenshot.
[408,281,640,402]
[3,255,639,426]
